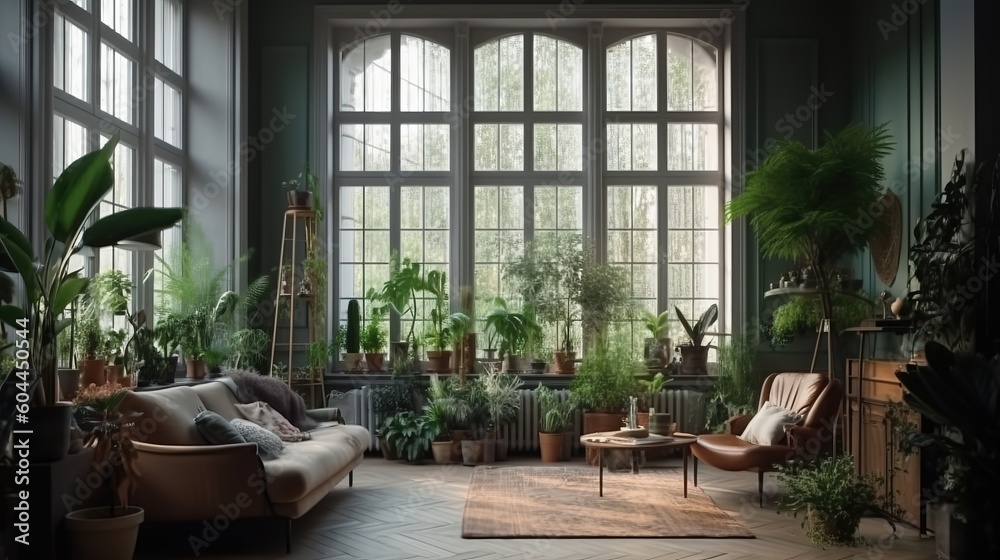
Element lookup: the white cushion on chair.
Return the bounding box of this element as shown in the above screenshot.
[738,401,803,445]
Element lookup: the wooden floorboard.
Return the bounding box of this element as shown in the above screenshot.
[135,455,937,559]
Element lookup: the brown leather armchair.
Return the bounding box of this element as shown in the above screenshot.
[690,372,843,506]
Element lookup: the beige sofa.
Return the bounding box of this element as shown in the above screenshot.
[120,379,369,543]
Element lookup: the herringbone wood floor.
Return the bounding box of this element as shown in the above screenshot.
[136,454,937,559]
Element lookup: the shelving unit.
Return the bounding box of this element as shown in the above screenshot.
[269,208,325,408]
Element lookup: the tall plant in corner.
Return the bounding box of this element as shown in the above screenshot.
[725,123,892,374]
[0,135,184,404]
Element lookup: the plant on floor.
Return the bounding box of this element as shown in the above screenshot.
[536,384,573,434]
[480,364,522,437]
[570,335,641,414]
[72,383,139,514]
[426,374,471,432]
[775,455,882,547]
[705,333,761,432]
[381,411,434,462]
[422,400,452,442]
[894,342,1000,554]
[371,375,423,427]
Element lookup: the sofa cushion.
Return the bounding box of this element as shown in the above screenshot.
[191,379,243,420]
[263,424,369,503]
[739,401,803,445]
[235,401,312,442]
[231,419,284,460]
[194,410,246,445]
[121,386,206,445]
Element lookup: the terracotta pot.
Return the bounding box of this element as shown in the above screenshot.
[431,441,452,464]
[539,432,564,462]
[553,350,576,374]
[450,429,467,463]
[58,369,80,400]
[680,345,709,375]
[461,439,484,465]
[426,350,452,373]
[495,438,508,461]
[185,358,206,380]
[118,374,132,389]
[563,430,574,460]
[343,353,364,371]
[503,355,530,372]
[364,353,385,372]
[65,506,144,560]
[79,358,107,387]
[583,411,625,465]
[106,364,123,385]
[482,437,496,463]
[286,189,312,208]
[636,412,649,429]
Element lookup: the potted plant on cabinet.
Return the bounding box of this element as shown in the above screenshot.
[481,365,522,462]
[484,297,541,373]
[775,455,881,547]
[343,299,364,371]
[361,309,388,371]
[76,317,107,387]
[536,384,574,462]
[642,309,672,368]
[66,383,144,560]
[570,335,642,465]
[424,270,470,373]
[674,304,718,375]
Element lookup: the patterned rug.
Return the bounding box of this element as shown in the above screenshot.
[462,466,754,539]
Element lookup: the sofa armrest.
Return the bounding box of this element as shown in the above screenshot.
[131,441,273,523]
[724,414,754,436]
[305,407,343,423]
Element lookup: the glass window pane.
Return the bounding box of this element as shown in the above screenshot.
[475,124,523,171]
[536,124,582,171]
[667,34,718,111]
[341,35,392,112]
[54,13,89,102]
[53,115,89,175]
[401,124,450,171]
[100,43,134,124]
[400,35,450,112]
[607,123,657,171]
[607,186,658,341]
[667,124,718,171]
[154,78,182,147]
[474,185,525,321]
[475,35,523,112]
[155,0,183,75]
[534,35,582,112]
[153,159,182,310]
[101,0,133,41]
[606,34,656,112]
[70,0,90,9]
[339,124,390,171]
[338,186,391,320]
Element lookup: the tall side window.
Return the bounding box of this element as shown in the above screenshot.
[337,33,453,340]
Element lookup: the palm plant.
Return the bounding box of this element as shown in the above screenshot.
[725,122,892,325]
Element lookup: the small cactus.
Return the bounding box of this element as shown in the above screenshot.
[346,299,361,353]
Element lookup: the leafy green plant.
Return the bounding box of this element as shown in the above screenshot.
[643,309,670,338]
[636,372,669,411]
[480,365,522,434]
[895,342,1000,554]
[102,328,127,365]
[725,122,892,331]
[75,317,104,360]
[570,336,641,413]
[423,270,471,352]
[360,311,388,354]
[706,334,761,431]
[422,400,452,442]
[381,411,434,462]
[675,304,718,348]
[536,384,574,433]
[766,292,872,348]
[229,328,270,371]
[484,297,541,359]
[89,270,134,316]
[368,252,428,344]
[426,374,471,429]
[0,135,183,404]
[775,455,881,547]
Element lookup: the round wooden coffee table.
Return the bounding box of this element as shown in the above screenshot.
[579,435,698,497]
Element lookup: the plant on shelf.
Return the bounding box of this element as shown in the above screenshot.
[894,342,1000,555]
[642,309,672,367]
[360,309,388,371]
[674,304,718,375]
[775,455,881,547]
[484,297,541,372]
[764,291,873,349]
[726,122,892,376]
[423,270,471,373]
[536,384,574,462]
[368,252,429,361]
[705,333,761,432]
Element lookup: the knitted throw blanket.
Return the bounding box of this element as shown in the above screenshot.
[228,370,318,432]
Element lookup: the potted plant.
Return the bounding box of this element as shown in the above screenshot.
[536,384,574,462]
[895,342,1000,557]
[152,315,181,384]
[705,333,761,432]
[90,270,133,316]
[0,137,182,464]
[0,161,23,217]
[381,411,434,463]
[674,304,718,375]
[642,309,672,367]
[480,365,522,462]
[775,455,881,547]
[484,297,541,373]
[726,122,893,376]
[423,270,470,373]
[460,379,490,465]
[368,252,428,362]
[102,328,127,386]
[75,317,107,387]
[570,335,642,465]
[360,309,388,372]
[229,328,269,371]
[129,326,162,388]
[281,163,318,209]
[371,375,420,459]
[177,310,210,379]
[764,291,872,349]
[427,374,472,462]
[343,299,364,371]
[422,400,454,464]
[66,383,143,560]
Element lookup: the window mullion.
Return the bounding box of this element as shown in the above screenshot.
[586,21,604,262]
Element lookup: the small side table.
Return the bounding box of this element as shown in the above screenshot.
[579,435,697,497]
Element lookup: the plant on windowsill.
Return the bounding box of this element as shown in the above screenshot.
[76,316,107,387]
[102,328,127,385]
[176,310,210,380]
[367,251,429,362]
[642,309,672,368]
[484,297,541,373]
[360,309,388,372]
[674,303,718,375]
[66,382,144,560]
[90,270,133,316]
[423,270,471,373]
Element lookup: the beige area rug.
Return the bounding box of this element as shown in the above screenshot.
[462,466,754,539]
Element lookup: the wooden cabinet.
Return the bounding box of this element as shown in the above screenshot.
[846,359,922,527]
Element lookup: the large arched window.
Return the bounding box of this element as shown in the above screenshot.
[336,33,453,339]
